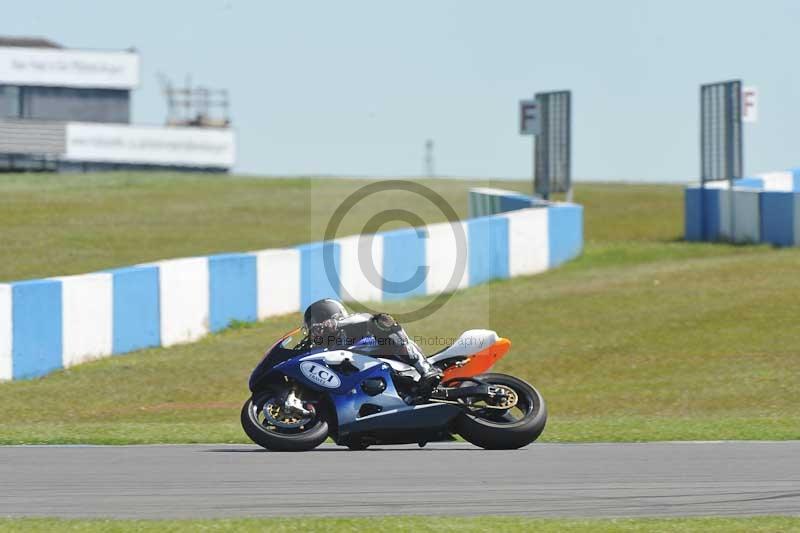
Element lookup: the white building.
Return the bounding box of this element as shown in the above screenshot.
[0,36,235,172]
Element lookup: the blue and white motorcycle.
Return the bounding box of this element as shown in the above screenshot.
[241,326,547,451]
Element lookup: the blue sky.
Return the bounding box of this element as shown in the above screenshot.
[4,0,799,181]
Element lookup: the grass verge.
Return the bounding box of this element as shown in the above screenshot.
[1,175,798,444]
[0,516,798,532]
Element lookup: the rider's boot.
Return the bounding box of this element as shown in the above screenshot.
[419,365,443,388]
[408,350,443,398]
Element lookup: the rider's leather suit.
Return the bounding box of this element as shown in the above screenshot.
[309,312,440,387]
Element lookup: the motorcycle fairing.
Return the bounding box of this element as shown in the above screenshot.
[265,350,462,440]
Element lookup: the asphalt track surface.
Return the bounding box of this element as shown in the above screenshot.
[1,441,799,519]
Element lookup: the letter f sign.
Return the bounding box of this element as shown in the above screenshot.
[519,99,540,135]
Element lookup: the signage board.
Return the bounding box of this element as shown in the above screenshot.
[742,86,758,123]
[64,123,236,168]
[0,47,139,89]
[700,80,742,182]
[519,99,540,135]
[534,90,571,197]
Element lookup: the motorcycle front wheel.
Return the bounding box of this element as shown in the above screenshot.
[452,373,547,450]
[241,389,329,452]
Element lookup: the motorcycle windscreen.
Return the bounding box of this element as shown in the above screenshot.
[249,327,303,391]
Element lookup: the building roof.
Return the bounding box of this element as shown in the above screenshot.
[0,36,62,49]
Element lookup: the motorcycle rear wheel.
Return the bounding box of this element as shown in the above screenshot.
[452,373,547,450]
[241,390,329,452]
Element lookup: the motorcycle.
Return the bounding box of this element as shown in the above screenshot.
[241,327,547,451]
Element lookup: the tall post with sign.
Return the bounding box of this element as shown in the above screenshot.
[519,98,540,196]
[700,80,743,241]
[519,91,572,201]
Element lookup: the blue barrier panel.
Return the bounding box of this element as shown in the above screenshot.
[382,227,427,301]
[760,192,795,246]
[795,194,800,245]
[702,188,722,241]
[685,188,729,242]
[466,216,510,286]
[468,191,502,218]
[548,204,584,267]
[499,195,533,214]
[467,192,480,218]
[734,178,764,189]
[111,266,161,354]
[208,253,258,332]
[684,188,703,241]
[298,242,341,310]
[11,279,62,379]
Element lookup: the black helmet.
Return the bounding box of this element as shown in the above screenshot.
[303,299,348,330]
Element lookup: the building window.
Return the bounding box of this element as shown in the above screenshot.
[0,85,21,118]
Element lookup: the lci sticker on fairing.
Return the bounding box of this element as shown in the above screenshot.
[300,361,342,389]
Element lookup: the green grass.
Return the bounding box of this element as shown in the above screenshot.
[0,173,490,282]
[1,173,798,444]
[1,516,799,532]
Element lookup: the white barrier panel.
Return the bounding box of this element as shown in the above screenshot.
[732,189,761,243]
[337,234,384,304]
[425,222,469,295]
[690,172,798,192]
[65,123,236,168]
[717,190,733,241]
[0,284,11,381]
[702,182,729,189]
[758,171,795,192]
[0,47,140,89]
[254,249,301,318]
[56,273,113,368]
[505,208,549,276]
[157,258,210,346]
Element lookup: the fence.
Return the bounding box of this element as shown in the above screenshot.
[0,190,583,381]
[685,169,800,246]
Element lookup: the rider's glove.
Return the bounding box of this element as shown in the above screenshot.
[310,318,338,338]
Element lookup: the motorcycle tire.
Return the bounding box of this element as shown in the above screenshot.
[241,395,329,452]
[454,373,547,450]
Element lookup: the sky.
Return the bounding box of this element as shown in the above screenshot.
[4,0,800,181]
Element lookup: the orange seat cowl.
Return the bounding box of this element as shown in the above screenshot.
[442,337,511,382]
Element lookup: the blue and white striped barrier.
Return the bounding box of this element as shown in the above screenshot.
[0,194,583,381]
[468,187,548,218]
[685,169,800,246]
[693,170,800,193]
[738,170,800,192]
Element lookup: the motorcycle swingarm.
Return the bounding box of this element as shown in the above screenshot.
[431,382,495,401]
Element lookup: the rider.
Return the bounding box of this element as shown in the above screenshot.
[303,299,443,394]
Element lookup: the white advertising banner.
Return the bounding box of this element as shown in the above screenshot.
[65,123,236,168]
[0,47,139,89]
[742,86,758,123]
